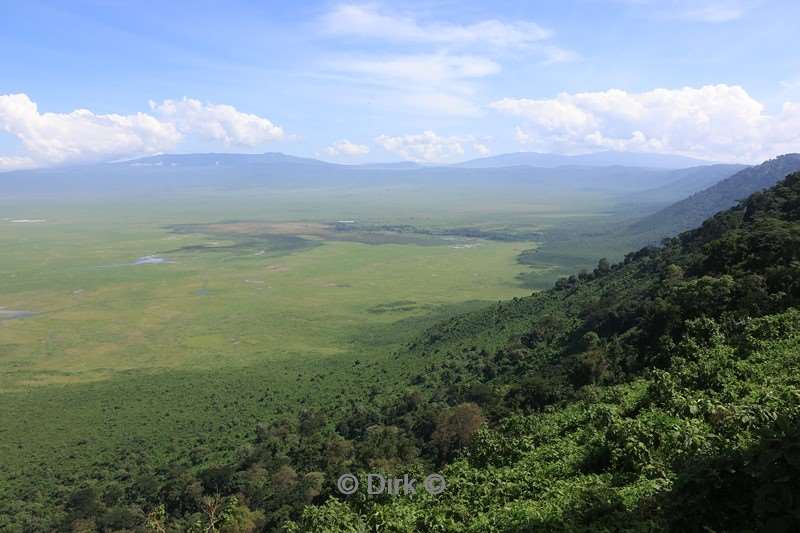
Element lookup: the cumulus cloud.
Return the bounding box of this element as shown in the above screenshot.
[376,131,480,162]
[149,98,284,147]
[0,94,287,170]
[491,85,800,162]
[324,139,370,157]
[0,93,181,168]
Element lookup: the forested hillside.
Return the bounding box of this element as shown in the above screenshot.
[621,163,747,205]
[34,173,800,531]
[628,154,800,242]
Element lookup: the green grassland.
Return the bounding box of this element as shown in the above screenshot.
[0,185,618,527]
[1,219,534,388]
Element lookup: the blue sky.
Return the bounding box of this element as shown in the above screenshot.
[1,0,799,168]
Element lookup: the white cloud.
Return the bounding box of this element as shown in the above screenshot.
[322,4,553,49]
[683,5,744,22]
[613,0,755,23]
[326,53,496,117]
[537,45,581,65]
[491,84,800,163]
[401,92,484,118]
[322,4,577,64]
[329,53,500,85]
[376,130,475,162]
[780,77,800,100]
[0,156,37,172]
[515,126,533,145]
[149,98,284,147]
[375,131,492,162]
[0,94,287,170]
[320,5,576,117]
[325,139,370,157]
[781,78,800,90]
[769,102,800,156]
[0,93,180,167]
[472,142,491,156]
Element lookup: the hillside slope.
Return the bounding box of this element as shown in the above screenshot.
[628,153,800,241]
[286,171,800,531]
[37,172,800,531]
[620,163,747,206]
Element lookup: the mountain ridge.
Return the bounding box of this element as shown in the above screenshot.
[620,163,749,206]
[628,153,800,241]
[0,155,738,199]
[455,150,717,169]
[0,149,724,176]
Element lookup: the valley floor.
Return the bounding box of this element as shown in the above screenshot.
[0,189,607,528]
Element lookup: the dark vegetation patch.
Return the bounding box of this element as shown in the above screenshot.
[515,248,606,290]
[162,220,543,257]
[355,300,493,347]
[333,222,544,242]
[163,224,317,257]
[367,300,431,314]
[324,229,449,246]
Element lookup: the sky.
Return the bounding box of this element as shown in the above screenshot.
[1,0,799,170]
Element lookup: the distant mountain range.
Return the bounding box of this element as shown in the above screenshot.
[621,164,749,206]
[0,150,746,204]
[628,154,800,240]
[119,150,716,170]
[121,152,332,167]
[490,156,800,275]
[454,150,716,169]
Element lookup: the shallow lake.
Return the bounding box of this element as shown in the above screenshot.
[0,309,35,321]
[133,255,173,265]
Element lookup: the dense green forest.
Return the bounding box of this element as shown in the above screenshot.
[19,172,800,532]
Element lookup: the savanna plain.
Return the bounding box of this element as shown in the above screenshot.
[0,184,612,524]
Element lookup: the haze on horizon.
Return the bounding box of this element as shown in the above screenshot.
[1,0,800,171]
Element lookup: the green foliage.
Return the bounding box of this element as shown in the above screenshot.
[7,172,800,531]
[281,171,800,531]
